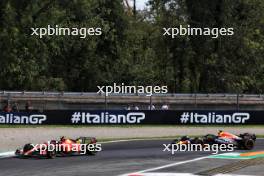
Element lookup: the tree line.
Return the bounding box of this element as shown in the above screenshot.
[0,0,263,93]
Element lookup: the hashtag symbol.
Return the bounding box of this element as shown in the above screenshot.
[71,112,81,124]
[180,112,189,123]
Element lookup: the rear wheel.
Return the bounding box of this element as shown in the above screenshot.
[87,150,96,155]
[47,150,56,159]
[86,144,97,156]
[192,137,204,145]
[243,139,254,150]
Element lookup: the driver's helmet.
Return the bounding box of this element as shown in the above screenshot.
[60,136,66,141]
[218,130,223,136]
[76,138,82,144]
[180,136,189,141]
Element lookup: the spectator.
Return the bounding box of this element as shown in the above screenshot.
[161,104,169,110]
[3,102,12,112]
[134,105,139,110]
[25,101,33,112]
[12,103,19,112]
[125,104,131,110]
[148,104,155,110]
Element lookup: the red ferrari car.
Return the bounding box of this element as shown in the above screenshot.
[15,136,99,159]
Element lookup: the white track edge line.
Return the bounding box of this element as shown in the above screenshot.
[120,156,209,176]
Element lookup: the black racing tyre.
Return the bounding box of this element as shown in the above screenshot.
[203,134,216,145]
[15,149,21,155]
[81,143,97,156]
[47,150,56,159]
[86,144,97,156]
[23,143,34,152]
[239,133,257,141]
[87,150,97,156]
[192,137,203,145]
[243,139,254,150]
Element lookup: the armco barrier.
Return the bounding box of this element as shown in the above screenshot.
[0,110,264,125]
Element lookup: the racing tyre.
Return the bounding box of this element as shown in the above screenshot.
[15,149,21,155]
[243,139,254,150]
[47,150,56,159]
[23,143,34,152]
[203,134,216,145]
[88,143,98,156]
[87,150,97,156]
[192,138,204,145]
[86,145,97,156]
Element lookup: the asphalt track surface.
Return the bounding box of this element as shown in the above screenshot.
[0,139,263,176]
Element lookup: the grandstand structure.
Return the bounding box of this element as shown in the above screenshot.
[0,91,264,111]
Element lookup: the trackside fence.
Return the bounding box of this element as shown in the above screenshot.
[0,91,263,111]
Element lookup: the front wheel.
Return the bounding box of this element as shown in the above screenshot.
[47,150,56,159]
[83,144,97,156]
[87,150,97,155]
[23,143,34,152]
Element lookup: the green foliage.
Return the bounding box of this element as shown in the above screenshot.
[0,0,263,93]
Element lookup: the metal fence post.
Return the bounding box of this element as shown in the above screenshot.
[150,95,152,110]
[195,93,197,109]
[104,93,107,111]
[7,93,11,104]
[236,93,240,111]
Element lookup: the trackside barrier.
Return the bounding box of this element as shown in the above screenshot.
[0,110,263,125]
[0,92,264,111]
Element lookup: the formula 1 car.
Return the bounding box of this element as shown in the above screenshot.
[15,136,99,159]
[172,131,256,150]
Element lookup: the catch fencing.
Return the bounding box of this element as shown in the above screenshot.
[0,91,264,111]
